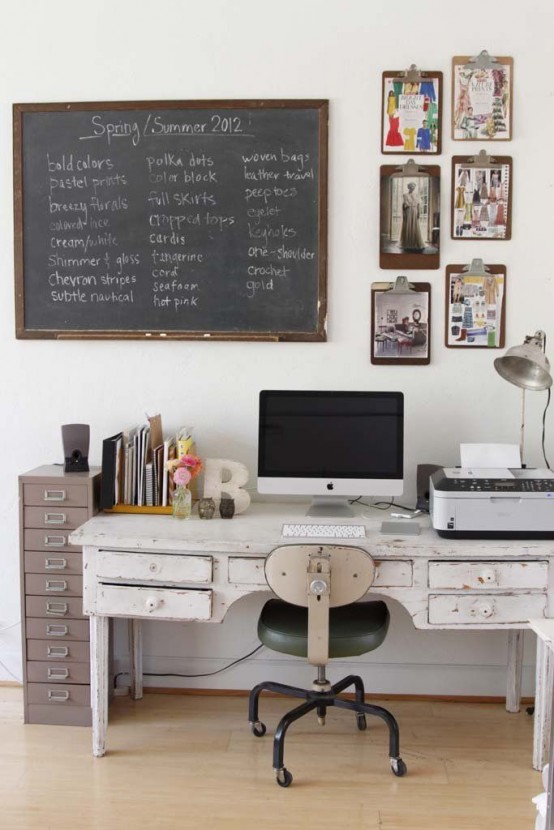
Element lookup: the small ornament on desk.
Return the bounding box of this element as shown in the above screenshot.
[219,497,235,519]
[197,497,216,519]
[166,454,203,520]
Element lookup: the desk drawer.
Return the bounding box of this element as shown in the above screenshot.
[96,584,212,621]
[429,560,548,591]
[26,618,89,641]
[23,483,89,508]
[428,592,547,625]
[25,550,82,575]
[26,661,90,684]
[24,530,82,554]
[26,573,83,597]
[26,596,85,619]
[228,557,266,585]
[24,507,89,530]
[96,550,213,584]
[27,639,90,662]
[374,560,413,587]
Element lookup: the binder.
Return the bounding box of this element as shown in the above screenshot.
[100,432,123,509]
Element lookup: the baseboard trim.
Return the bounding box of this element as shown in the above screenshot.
[0,681,22,688]
[143,686,534,704]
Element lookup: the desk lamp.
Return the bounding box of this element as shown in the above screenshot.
[493,330,552,465]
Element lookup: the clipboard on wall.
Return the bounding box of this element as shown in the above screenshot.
[445,260,506,349]
[452,51,513,141]
[380,159,441,269]
[381,65,443,155]
[451,152,512,240]
[371,277,431,365]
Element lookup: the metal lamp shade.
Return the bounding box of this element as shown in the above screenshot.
[494,342,553,391]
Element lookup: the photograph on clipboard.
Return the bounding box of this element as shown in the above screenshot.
[380,161,440,269]
[371,278,431,365]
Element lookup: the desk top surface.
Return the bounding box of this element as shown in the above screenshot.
[70,501,554,557]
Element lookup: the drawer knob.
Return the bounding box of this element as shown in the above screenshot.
[481,569,497,584]
[149,562,160,574]
[145,596,162,612]
[478,603,494,619]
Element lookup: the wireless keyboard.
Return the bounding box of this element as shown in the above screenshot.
[281,523,366,539]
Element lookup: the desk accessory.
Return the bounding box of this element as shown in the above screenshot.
[381,520,420,535]
[219,498,235,519]
[198,497,216,519]
[203,458,251,514]
[62,424,90,473]
[494,330,552,466]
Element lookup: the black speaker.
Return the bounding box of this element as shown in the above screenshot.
[416,463,442,512]
[62,424,90,473]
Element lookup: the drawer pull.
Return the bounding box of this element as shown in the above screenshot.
[46,601,68,617]
[149,562,161,574]
[44,489,66,502]
[44,536,66,548]
[480,569,497,584]
[44,513,67,525]
[48,689,70,702]
[47,667,69,680]
[477,603,494,619]
[45,557,67,570]
[145,596,162,612]
[46,624,69,636]
[47,646,69,658]
[46,580,68,593]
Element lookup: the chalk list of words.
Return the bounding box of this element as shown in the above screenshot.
[37,108,320,328]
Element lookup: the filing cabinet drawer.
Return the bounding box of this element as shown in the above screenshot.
[24,506,89,530]
[25,550,83,575]
[26,661,90,684]
[24,530,82,554]
[428,560,548,591]
[27,639,90,662]
[27,682,90,706]
[26,573,83,597]
[96,549,213,584]
[23,483,89,508]
[26,618,89,641]
[96,584,212,621]
[428,592,547,625]
[26,596,86,619]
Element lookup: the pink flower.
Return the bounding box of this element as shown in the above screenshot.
[174,467,192,487]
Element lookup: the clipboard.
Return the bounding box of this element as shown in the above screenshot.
[451,153,512,240]
[381,65,443,155]
[380,160,441,269]
[445,261,506,349]
[452,51,513,141]
[371,278,431,365]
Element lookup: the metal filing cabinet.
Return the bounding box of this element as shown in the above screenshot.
[19,466,101,725]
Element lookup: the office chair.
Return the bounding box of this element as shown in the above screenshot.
[248,544,406,787]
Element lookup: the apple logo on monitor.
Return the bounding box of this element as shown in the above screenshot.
[327,482,334,490]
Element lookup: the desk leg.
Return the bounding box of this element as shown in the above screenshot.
[506,630,523,713]
[129,619,143,700]
[534,636,554,771]
[547,688,554,830]
[90,613,109,758]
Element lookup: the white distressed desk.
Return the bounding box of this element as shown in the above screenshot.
[529,620,554,829]
[70,504,554,762]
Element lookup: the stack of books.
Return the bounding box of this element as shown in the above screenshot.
[100,415,194,511]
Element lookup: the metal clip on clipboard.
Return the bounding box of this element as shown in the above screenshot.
[463,149,497,169]
[462,259,491,278]
[384,276,417,294]
[391,158,430,178]
[463,50,501,72]
[395,64,423,83]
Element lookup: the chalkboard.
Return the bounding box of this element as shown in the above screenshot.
[13,100,328,340]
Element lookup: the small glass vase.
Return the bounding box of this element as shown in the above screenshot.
[172,486,192,519]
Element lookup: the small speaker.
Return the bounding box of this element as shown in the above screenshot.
[62,424,90,473]
[416,463,443,512]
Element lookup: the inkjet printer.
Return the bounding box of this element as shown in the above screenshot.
[430,467,554,538]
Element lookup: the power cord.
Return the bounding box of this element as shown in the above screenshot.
[542,388,551,470]
[349,496,424,513]
[114,643,264,689]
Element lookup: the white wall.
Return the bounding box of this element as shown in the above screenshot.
[1,0,553,695]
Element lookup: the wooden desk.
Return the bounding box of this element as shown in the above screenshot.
[71,505,554,761]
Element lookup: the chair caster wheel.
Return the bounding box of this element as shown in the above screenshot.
[251,721,266,737]
[356,714,367,731]
[390,757,407,777]
[276,767,293,787]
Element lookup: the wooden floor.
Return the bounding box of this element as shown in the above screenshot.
[0,686,541,829]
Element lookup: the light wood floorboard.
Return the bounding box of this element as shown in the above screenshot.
[0,687,540,829]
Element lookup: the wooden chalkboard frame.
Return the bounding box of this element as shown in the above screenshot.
[13,99,328,341]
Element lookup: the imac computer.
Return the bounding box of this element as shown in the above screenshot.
[257,390,404,517]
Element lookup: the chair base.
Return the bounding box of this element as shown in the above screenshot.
[248,673,406,786]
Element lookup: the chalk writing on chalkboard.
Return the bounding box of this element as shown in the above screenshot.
[13,100,328,341]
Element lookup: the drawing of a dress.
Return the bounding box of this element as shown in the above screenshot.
[454,186,466,209]
[400,187,425,251]
[386,115,404,147]
[387,91,397,116]
[403,127,416,151]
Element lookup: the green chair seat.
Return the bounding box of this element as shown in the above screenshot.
[258,599,390,659]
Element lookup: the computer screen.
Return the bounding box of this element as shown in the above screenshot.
[257,390,404,516]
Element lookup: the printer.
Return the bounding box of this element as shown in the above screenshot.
[430,467,554,538]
